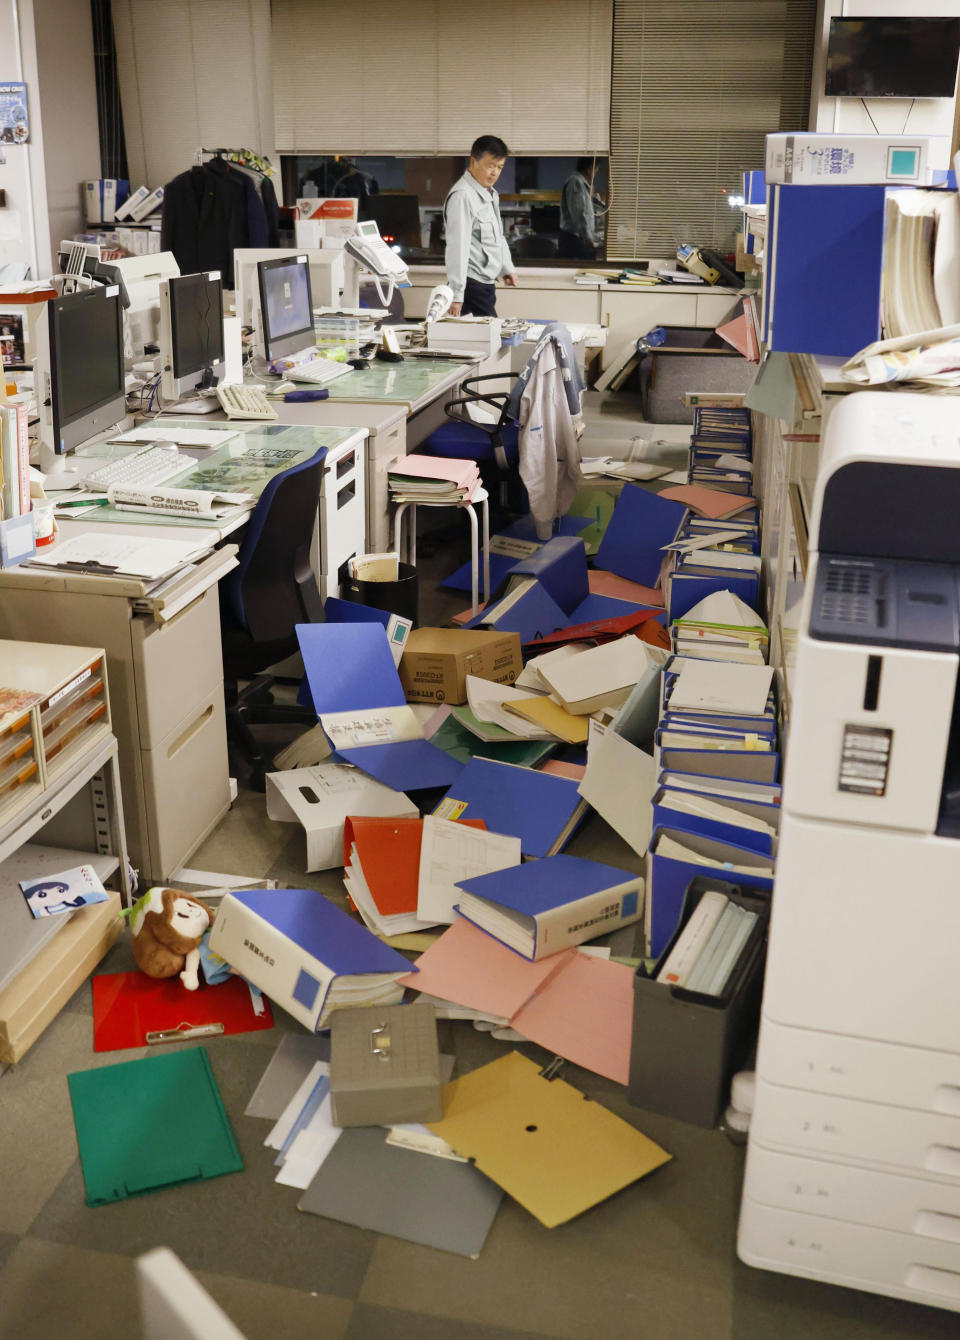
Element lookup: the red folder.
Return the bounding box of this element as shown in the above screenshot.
[522,607,666,651]
[343,815,487,918]
[92,971,274,1051]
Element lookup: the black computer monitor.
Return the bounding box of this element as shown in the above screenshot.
[257,254,314,361]
[826,17,960,99]
[159,271,225,401]
[37,285,126,465]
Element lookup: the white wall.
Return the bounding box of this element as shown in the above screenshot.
[0,0,47,276]
[33,0,100,263]
[811,1,959,163]
[112,0,276,195]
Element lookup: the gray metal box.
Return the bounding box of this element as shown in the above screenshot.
[329,1002,442,1128]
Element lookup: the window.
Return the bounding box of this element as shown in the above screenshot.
[281,154,610,266]
[608,0,817,261]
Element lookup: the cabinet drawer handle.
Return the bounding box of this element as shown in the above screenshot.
[167,705,213,759]
[914,1210,960,1243]
[905,1265,960,1300]
[925,1145,960,1177]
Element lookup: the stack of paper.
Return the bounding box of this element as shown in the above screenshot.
[388,454,481,505]
[672,591,769,665]
[656,658,778,782]
[540,635,661,716]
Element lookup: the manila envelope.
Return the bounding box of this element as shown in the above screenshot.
[427,1051,671,1228]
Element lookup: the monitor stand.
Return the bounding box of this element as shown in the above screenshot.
[174,394,220,415]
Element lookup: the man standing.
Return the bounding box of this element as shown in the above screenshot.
[444,135,519,316]
[559,158,601,260]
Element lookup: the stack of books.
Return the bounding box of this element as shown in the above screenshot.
[645,652,780,959]
[574,267,656,287]
[688,406,753,491]
[388,455,481,506]
[655,887,761,995]
[671,592,769,665]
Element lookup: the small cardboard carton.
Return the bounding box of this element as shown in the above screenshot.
[399,628,522,705]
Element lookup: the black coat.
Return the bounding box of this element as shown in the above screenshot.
[161,158,273,286]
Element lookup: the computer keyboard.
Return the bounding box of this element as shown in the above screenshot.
[216,383,278,420]
[284,356,353,386]
[85,445,191,493]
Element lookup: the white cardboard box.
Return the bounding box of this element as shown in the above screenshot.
[265,762,418,871]
[427,318,502,355]
[765,134,944,186]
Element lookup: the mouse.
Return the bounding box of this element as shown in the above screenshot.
[274,380,296,393]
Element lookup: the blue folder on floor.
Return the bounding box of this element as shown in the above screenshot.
[463,580,571,644]
[338,740,463,792]
[438,757,585,858]
[646,826,774,959]
[297,623,404,713]
[442,515,591,592]
[594,484,689,586]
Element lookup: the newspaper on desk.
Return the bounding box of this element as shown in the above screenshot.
[106,484,254,519]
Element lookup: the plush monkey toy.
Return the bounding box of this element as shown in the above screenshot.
[128,887,214,990]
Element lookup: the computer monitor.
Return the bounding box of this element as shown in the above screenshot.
[825,17,960,99]
[34,285,126,472]
[232,248,342,332]
[257,254,314,362]
[159,271,225,403]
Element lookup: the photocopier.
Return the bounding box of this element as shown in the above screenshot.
[738,391,960,1313]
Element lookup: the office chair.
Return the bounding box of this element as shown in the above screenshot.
[220,445,328,791]
[416,372,524,521]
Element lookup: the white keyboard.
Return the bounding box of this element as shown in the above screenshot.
[216,383,278,420]
[85,445,190,493]
[285,356,353,386]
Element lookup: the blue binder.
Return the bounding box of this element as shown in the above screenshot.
[594,484,689,586]
[650,788,778,857]
[764,184,886,357]
[438,757,585,858]
[646,827,774,958]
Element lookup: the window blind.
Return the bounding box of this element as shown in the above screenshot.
[272,0,613,155]
[112,0,275,190]
[608,0,816,261]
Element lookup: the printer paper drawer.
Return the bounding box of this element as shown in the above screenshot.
[758,1018,960,1114]
[752,1077,960,1183]
[744,1142,960,1236]
[738,1197,960,1312]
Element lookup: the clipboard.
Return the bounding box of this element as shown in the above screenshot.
[92,971,273,1051]
[67,1048,243,1206]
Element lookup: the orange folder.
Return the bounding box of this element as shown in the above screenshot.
[343,816,487,919]
[92,972,273,1051]
[658,485,754,520]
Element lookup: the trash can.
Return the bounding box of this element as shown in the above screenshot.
[339,559,419,626]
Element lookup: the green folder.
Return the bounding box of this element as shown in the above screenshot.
[432,712,556,769]
[67,1047,243,1207]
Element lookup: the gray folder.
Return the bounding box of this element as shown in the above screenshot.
[245,1033,331,1120]
[0,893,72,995]
[298,1125,503,1258]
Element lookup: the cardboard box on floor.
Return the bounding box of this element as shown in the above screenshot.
[0,891,122,1064]
[399,628,522,705]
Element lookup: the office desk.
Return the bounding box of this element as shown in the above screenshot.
[324,356,477,445]
[2,422,365,882]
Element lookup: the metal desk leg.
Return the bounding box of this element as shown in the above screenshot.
[465,503,480,615]
[481,493,490,602]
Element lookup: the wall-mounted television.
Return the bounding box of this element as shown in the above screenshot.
[825,17,960,99]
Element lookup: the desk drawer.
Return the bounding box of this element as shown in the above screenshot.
[752,1077,960,1183]
[132,585,223,749]
[738,1197,960,1312]
[140,684,230,880]
[758,1019,960,1114]
[744,1143,960,1236]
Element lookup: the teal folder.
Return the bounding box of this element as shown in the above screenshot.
[67,1047,243,1207]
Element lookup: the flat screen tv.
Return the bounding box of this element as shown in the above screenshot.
[825,17,960,99]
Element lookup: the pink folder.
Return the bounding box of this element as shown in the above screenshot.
[399,918,634,1084]
[588,569,665,608]
[658,485,754,520]
[390,455,480,489]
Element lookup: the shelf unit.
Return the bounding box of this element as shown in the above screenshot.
[0,730,131,1067]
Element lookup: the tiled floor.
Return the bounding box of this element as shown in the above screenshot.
[1,528,958,1339]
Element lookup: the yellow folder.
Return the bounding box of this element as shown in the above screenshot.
[503,696,590,744]
[427,1051,670,1227]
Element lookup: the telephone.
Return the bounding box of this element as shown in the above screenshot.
[345,221,409,280]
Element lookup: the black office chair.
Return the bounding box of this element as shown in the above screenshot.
[220,446,327,791]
